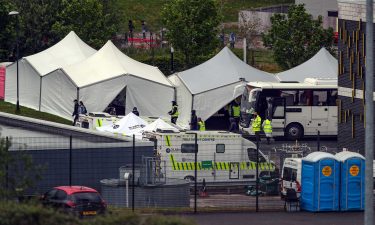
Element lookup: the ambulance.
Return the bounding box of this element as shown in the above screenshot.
[280,158,302,198]
[143,130,276,184]
[75,112,119,130]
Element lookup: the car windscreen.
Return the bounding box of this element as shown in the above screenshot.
[71,192,102,203]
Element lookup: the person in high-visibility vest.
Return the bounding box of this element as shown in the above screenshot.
[168,101,179,124]
[229,101,241,132]
[252,111,262,142]
[198,118,206,131]
[262,117,272,144]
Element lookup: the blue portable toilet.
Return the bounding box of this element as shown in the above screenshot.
[301,152,340,212]
[335,151,365,211]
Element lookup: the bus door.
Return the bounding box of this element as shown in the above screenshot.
[327,90,338,134]
[310,90,329,134]
[271,97,286,136]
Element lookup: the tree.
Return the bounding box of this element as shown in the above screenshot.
[51,0,120,49]
[239,11,262,50]
[262,4,334,70]
[9,0,64,57]
[0,0,17,61]
[0,136,43,199]
[162,0,221,67]
[0,0,121,61]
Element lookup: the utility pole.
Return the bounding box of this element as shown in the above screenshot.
[365,0,374,224]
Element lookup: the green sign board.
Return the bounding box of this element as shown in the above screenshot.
[202,160,213,169]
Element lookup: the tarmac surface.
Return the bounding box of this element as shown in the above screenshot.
[182,211,365,225]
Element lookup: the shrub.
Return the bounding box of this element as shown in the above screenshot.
[0,201,80,225]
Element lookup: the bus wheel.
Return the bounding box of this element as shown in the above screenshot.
[285,123,303,140]
[184,176,195,182]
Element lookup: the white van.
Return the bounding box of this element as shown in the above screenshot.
[143,130,276,184]
[280,158,302,197]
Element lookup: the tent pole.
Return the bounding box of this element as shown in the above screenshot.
[39,76,42,111]
[76,87,79,101]
[124,86,127,115]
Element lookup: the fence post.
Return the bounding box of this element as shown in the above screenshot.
[186,132,198,213]
[5,136,9,196]
[132,134,135,211]
[256,133,259,212]
[69,136,72,186]
[194,133,198,213]
[317,130,320,151]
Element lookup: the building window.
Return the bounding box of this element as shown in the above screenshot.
[328,11,338,17]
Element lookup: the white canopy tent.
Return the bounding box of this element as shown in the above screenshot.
[168,47,278,128]
[42,40,174,120]
[276,48,338,82]
[5,31,97,110]
[96,112,148,136]
[143,118,180,133]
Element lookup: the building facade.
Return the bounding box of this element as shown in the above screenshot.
[337,0,374,154]
[296,0,338,29]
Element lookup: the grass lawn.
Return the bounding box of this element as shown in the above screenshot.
[0,100,71,125]
[231,48,282,73]
[115,0,293,31]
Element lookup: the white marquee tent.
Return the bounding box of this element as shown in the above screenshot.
[43,40,174,120]
[276,48,338,82]
[168,47,278,128]
[5,31,97,110]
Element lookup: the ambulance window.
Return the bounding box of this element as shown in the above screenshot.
[216,144,225,153]
[283,167,297,182]
[247,148,266,162]
[181,144,197,153]
[247,148,257,162]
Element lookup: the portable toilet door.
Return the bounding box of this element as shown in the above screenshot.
[301,152,340,212]
[335,151,365,211]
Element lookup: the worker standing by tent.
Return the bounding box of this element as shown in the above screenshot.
[190,110,198,130]
[72,99,79,126]
[198,118,205,131]
[168,101,179,124]
[252,111,261,142]
[229,101,241,132]
[262,117,272,144]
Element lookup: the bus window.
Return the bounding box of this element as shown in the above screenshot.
[280,91,297,106]
[328,90,338,106]
[313,91,328,106]
[272,98,285,119]
[298,90,312,106]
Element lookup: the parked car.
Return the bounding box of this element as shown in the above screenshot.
[41,186,106,216]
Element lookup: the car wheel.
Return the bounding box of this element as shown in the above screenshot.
[184,176,195,182]
[285,123,303,140]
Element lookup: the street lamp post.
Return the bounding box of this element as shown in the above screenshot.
[170,46,174,73]
[9,11,20,112]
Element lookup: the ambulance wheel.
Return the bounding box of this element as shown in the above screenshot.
[184,176,195,182]
[285,123,303,140]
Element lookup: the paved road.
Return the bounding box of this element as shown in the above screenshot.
[182,211,365,225]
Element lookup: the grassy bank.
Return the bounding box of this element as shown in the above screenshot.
[0,100,71,125]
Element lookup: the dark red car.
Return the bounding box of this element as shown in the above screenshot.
[42,186,106,216]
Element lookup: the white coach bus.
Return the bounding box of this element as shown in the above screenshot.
[239,78,338,140]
